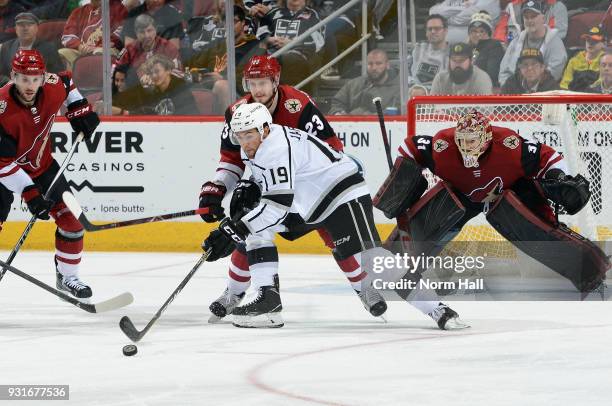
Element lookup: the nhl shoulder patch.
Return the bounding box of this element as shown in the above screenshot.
[45,73,59,84]
[0,100,6,114]
[502,135,519,149]
[284,98,302,113]
[433,139,449,152]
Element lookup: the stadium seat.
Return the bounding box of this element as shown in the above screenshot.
[72,55,103,95]
[565,12,606,49]
[37,20,66,45]
[191,89,214,115]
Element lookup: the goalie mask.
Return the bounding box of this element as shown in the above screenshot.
[230,102,273,142]
[455,110,492,168]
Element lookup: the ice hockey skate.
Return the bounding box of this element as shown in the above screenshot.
[356,283,387,317]
[232,285,283,328]
[56,270,92,299]
[428,303,469,330]
[208,289,245,323]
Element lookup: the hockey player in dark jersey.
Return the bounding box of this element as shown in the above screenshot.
[374,110,610,295]
[198,55,387,322]
[0,50,100,298]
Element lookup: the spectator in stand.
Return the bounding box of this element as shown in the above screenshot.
[468,10,504,88]
[107,54,198,115]
[560,26,607,92]
[329,48,400,115]
[493,0,568,46]
[186,5,263,113]
[255,0,325,91]
[116,13,181,87]
[588,50,612,94]
[429,0,500,44]
[498,0,567,85]
[59,0,128,70]
[409,14,450,91]
[122,0,184,49]
[501,47,559,93]
[0,0,25,44]
[0,12,63,85]
[112,64,128,95]
[431,42,493,95]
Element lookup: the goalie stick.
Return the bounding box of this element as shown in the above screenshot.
[0,259,133,313]
[119,250,209,342]
[62,192,209,232]
[0,132,85,282]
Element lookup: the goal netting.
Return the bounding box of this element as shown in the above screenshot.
[408,93,612,260]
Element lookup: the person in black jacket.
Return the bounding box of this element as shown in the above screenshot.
[467,10,505,89]
[110,54,199,115]
[501,48,559,94]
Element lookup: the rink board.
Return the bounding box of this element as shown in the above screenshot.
[2,115,607,251]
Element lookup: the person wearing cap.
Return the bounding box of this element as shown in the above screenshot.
[0,12,63,85]
[588,49,612,94]
[431,42,493,95]
[560,26,607,91]
[0,0,26,44]
[501,47,559,93]
[498,0,567,85]
[493,0,568,46]
[429,0,500,44]
[468,10,505,87]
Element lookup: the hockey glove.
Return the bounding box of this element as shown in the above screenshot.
[202,218,249,261]
[539,173,591,215]
[22,184,52,220]
[65,99,100,139]
[199,181,226,222]
[230,179,261,220]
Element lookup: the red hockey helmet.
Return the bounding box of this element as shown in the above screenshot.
[12,49,46,76]
[243,55,281,85]
[455,110,493,168]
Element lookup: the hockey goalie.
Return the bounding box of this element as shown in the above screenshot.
[374,110,610,294]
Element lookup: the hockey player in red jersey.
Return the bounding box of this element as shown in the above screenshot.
[198,55,387,322]
[0,49,100,298]
[374,110,610,294]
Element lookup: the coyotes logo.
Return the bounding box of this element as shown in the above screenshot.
[467,176,503,203]
[502,135,519,149]
[433,139,448,152]
[15,115,55,171]
[284,98,302,113]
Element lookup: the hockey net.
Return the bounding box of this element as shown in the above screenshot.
[408,93,612,259]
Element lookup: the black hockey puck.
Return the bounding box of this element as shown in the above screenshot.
[122,344,138,357]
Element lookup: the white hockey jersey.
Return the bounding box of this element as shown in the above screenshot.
[240,124,369,235]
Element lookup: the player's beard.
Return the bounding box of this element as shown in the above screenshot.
[256,87,278,110]
[450,65,473,84]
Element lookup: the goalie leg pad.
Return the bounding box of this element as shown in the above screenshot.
[373,156,427,219]
[486,190,610,292]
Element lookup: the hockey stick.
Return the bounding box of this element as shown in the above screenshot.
[372,97,394,171]
[119,250,210,342]
[62,192,209,232]
[0,132,85,282]
[0,259,133,313]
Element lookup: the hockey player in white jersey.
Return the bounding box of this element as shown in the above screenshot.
[202,102,467,329]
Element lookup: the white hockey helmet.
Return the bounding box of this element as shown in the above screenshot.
[230,102,273,142]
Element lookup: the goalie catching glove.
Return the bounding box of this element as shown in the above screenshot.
[539,169,591,215]
[202,217,250,261]
[65,99,100,139]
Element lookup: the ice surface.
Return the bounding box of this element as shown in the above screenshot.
[1,251,611,405]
